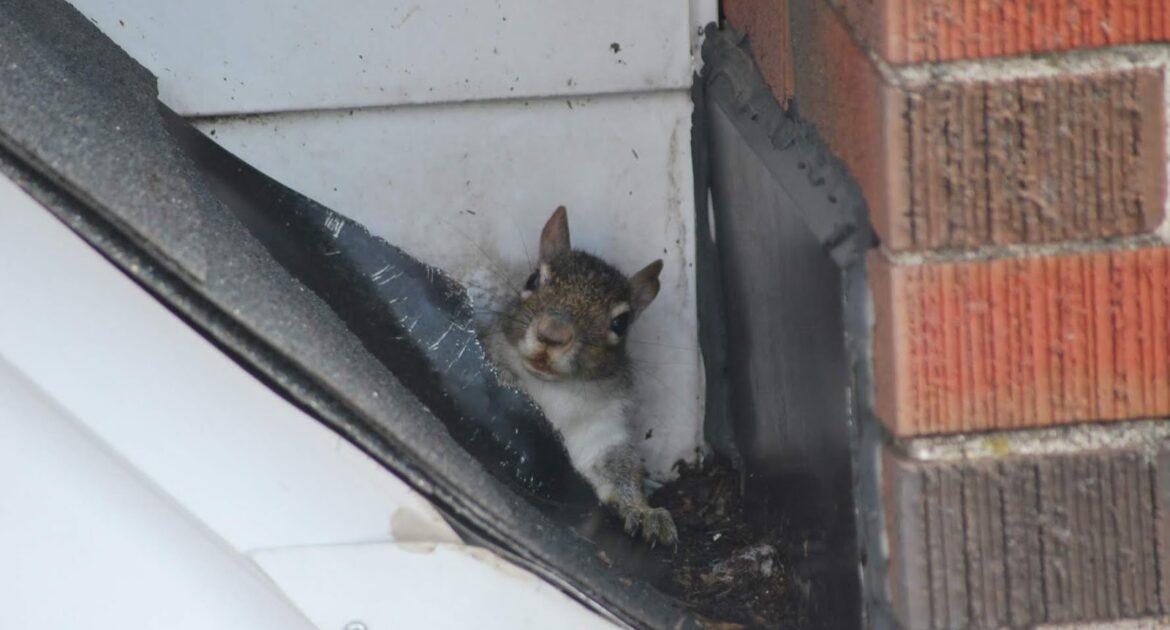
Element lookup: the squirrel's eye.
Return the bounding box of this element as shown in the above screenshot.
[524,271,540,292]
[609,312,631,336]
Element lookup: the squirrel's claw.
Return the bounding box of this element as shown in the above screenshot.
[617,504,677,546]
[641,507,677,546]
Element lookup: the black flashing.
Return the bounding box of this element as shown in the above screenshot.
[699,24,888,630]
[701,25,876,267]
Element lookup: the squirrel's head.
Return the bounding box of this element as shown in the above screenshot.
[503,206,662,382]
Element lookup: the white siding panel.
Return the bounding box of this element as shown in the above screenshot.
[68,0,697,115]
[197,92,703,479]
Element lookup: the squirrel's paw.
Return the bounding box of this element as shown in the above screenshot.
[622,506,677,547]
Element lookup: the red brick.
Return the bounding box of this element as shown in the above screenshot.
[834,0,1170,64]
[789,1,1167,252]
[786,0,902,250]
[871,247,1170,437]
[724,0,795,107]
[884,443,1170,628]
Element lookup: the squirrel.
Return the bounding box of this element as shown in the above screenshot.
[479,206,678,546]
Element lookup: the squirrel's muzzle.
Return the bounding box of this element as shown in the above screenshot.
[534,314,575,349]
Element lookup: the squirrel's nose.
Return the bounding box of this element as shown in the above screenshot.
[534,315,575,348]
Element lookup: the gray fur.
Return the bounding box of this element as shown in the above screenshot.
[490,207,675,545]
[595,444,678,544]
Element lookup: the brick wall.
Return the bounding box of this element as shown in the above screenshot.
[723,0,1170,627]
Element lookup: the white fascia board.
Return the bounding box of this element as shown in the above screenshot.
[0,173,457,554]
[251,543,617,629]
[0,357,319,630]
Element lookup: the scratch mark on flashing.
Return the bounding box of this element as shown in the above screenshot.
[428,322,456,350]
[447,338,473,370]
[371,263,393,280]
[324,213,345,238]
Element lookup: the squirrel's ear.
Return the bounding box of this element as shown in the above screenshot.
[539,206,571,262]
[630,259,663,314]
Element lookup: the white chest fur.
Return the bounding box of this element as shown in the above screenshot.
[494,340,633,474]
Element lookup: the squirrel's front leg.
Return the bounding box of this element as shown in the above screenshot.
[586,443,677,546]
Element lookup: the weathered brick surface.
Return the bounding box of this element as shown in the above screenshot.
[892,67,1166,252]
[833,0,1170,64]
[788,2,1167,252]
[871,247,1170,437]
[725,2,1170,627]
[884,444,1170,629]
[723,0,794,108]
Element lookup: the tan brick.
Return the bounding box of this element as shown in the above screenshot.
[894,68,1166,252]
[884,442,1170,628]
[871,247,1170,437]
[789,1,1167,252]
[833,0,1170,64]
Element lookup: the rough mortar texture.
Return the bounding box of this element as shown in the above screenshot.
[904,417,1170,462]
[884,443,1170,629]
[831,0,1170,64]
[871,246,1170,437]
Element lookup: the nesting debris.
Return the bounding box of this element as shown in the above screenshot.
[648,460,814,629]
